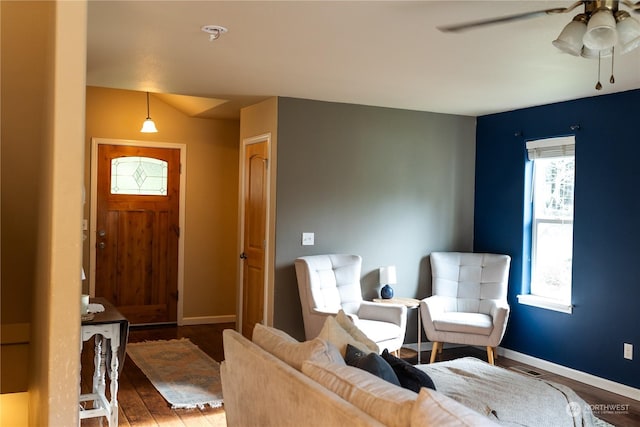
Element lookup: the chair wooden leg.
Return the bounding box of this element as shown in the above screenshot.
[429,342,440,364]
[493,347,498,360]
[486,346,495,365]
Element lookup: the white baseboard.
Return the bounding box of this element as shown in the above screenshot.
[498,347,640,402]
[180,315,236,326]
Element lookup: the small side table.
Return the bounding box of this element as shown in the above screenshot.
[80,298,129,427]
[373,297,422,364]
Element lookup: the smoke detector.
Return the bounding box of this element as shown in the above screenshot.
[201,25,228,41]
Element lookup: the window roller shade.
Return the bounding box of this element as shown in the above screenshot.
[526,136,575,160]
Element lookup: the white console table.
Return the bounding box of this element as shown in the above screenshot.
[79,298,129,427]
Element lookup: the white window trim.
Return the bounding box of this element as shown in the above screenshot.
[517,294,573,314]
[523,135,576,314]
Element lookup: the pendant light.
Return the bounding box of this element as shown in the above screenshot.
[140,91,158,133]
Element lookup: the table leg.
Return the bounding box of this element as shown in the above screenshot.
[93,335,107,403]
[417,308,422,364]
[109,340,120,427]
[79,339,83,418]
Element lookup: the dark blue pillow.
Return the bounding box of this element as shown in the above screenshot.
[381,349,436,392]
[344,344,401,386]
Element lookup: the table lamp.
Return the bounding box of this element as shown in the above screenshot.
[379,265,397,299]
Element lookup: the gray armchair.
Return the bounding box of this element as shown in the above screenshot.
[294,254,407,354]
[421,252,511,365]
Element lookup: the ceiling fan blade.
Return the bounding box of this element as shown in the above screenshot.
[438,7,570,33]
[620,0,640,12]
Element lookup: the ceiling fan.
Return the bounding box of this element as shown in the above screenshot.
[439,1,640,89]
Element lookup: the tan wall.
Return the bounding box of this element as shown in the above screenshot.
[10,1,88,425]
[239,97,278,326]
[85,87,240,320]
[35,2,87,423]
[1,5,86,425]
[2,1,238,423]
[1,1,50,327]
[0,0,49,400]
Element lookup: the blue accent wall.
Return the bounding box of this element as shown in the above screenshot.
[475,89,640,388]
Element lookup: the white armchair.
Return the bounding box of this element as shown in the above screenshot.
[294,254,407,354]
[421,252,511,365]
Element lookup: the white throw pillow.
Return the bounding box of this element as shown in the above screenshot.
[318,315,376,357]
[335,310,379,354]
[252,323,345,371]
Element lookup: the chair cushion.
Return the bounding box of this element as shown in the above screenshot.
[432,312,493,335]
[353,318,403,343]
[345,344,401,386]
[252,323,345,371]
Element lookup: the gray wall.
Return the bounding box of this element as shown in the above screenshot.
[274,98,476,341]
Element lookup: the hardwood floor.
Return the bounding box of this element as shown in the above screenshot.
[81,324,639,426]
[80,323,231,427]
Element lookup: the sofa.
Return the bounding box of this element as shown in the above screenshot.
[220,322,498,427]
[221,316,610,427]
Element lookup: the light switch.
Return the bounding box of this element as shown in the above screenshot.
[302,232,314,246]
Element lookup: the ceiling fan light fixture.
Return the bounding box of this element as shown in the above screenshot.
[615,12,640,54]
[553,15,587,56]
[581,45,613,59]
[583,9,618,50]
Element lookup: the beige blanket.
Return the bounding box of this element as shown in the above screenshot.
[416,357,612,427]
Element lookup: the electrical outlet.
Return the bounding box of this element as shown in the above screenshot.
[624,343,633,360]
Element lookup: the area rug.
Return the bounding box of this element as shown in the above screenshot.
[126,338,223,409]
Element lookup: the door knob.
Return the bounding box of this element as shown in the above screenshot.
[98,242,106,249]
[98,229,106,237]
[240,252,248,259]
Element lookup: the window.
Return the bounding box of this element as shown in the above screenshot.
[518,136,575,313]
[111,156,168,195]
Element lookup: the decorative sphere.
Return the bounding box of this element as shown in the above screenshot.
[381,284,394,299]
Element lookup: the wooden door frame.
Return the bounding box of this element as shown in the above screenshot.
[89,137,187,324]
[237,133,274,333]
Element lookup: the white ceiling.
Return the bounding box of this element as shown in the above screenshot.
[87,1,640,119]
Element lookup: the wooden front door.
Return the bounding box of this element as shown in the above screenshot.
[241,140,268,338]
[95,144,180,324]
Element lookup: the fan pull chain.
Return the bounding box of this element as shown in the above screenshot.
[610,47,615,84]
[595,51,602,91]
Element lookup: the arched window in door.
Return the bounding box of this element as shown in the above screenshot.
[110,156,168,195]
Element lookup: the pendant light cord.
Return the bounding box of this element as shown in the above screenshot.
[595,52,603,91]
[610,47,615,84]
